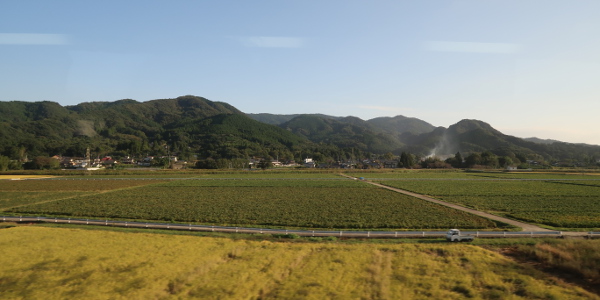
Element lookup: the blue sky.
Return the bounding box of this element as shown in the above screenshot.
[1,1,599,144]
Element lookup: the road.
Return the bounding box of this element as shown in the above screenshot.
[1,216,571,238]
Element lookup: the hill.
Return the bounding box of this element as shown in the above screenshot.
[0,96,308,162]
[407,119,600,164]
[1,96,599,167]
[247,113,342,125]
[280,115,403,154]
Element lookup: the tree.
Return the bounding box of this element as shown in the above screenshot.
[23,156,60,170]
[151,157,170,169]
[383,152,394,160]
[481,151,499,168]
[257,159,272,170]
[0,155,10,171]
[399,152,414,168]
[498,156,513,168]
[454,152,463,168]
[465,153,481,168]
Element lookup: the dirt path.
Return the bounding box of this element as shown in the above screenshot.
[340,174,552,232]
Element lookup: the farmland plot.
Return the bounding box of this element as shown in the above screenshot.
[0,179,167,210]
[376,179,600,229]
[7,179,501,229]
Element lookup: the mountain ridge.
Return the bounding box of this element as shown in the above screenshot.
[1,96,599,167]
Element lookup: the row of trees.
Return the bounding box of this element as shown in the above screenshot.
[398,151,533,169]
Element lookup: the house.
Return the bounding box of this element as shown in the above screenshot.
[303,158,316,168]
[382,160,398,169]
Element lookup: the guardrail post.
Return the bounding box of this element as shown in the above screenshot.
[212,226,214,232]
[236,227,238,233]
[86,219,88,225]
[422,232,425,237]
[285,229,288,235]
[395,231,397,238]
[476,231,479,237]
[340,231,342,237]
[312,230,315,237]
[503,232,506,238]
[367,231,370,238]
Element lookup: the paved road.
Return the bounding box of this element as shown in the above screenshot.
[1,216,571,238]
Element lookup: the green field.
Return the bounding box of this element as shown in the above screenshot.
[0,226,596,300]
[5,179,500,229]
[373,177,600,229]
[2,170,599,230]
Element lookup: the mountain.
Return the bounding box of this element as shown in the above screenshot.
[247,113,342,125]
[410,119,600,163]
[0,96,308,160]
[524,137,561,145]
[280,115,403,153]
[250,113,436,153]
[1,96,599,167]
[366,115,436,137]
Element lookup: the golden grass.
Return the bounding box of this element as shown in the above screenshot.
[0,175,57,180]
[0,227,597,300]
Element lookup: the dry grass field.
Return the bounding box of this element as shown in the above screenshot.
[0,175,56,180]
[0,226,596,300]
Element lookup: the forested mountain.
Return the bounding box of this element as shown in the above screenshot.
[401,119,600,164]
[1,96,599,168]
[247,113,342,125]
[280,115,403,154]
[0,96,311,162]
[366,115,435,137]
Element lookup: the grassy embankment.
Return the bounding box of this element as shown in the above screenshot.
[0,226,598,300]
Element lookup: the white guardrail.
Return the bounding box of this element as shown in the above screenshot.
[0,216,570,239]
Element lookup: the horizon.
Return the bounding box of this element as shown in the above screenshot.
[2,1,599,144]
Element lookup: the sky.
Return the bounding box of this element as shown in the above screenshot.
[1,1,599,145]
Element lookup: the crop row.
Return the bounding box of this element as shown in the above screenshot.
[9,183,500,229]
[377,180,600,228]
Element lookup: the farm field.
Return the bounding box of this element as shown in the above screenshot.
[373,177,600,229]
[0,226,596,300]
[346,170,600,180]
[5,179,501,229]
[0,179,168,211]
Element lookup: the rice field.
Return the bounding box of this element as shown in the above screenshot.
[0,226,595,300]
